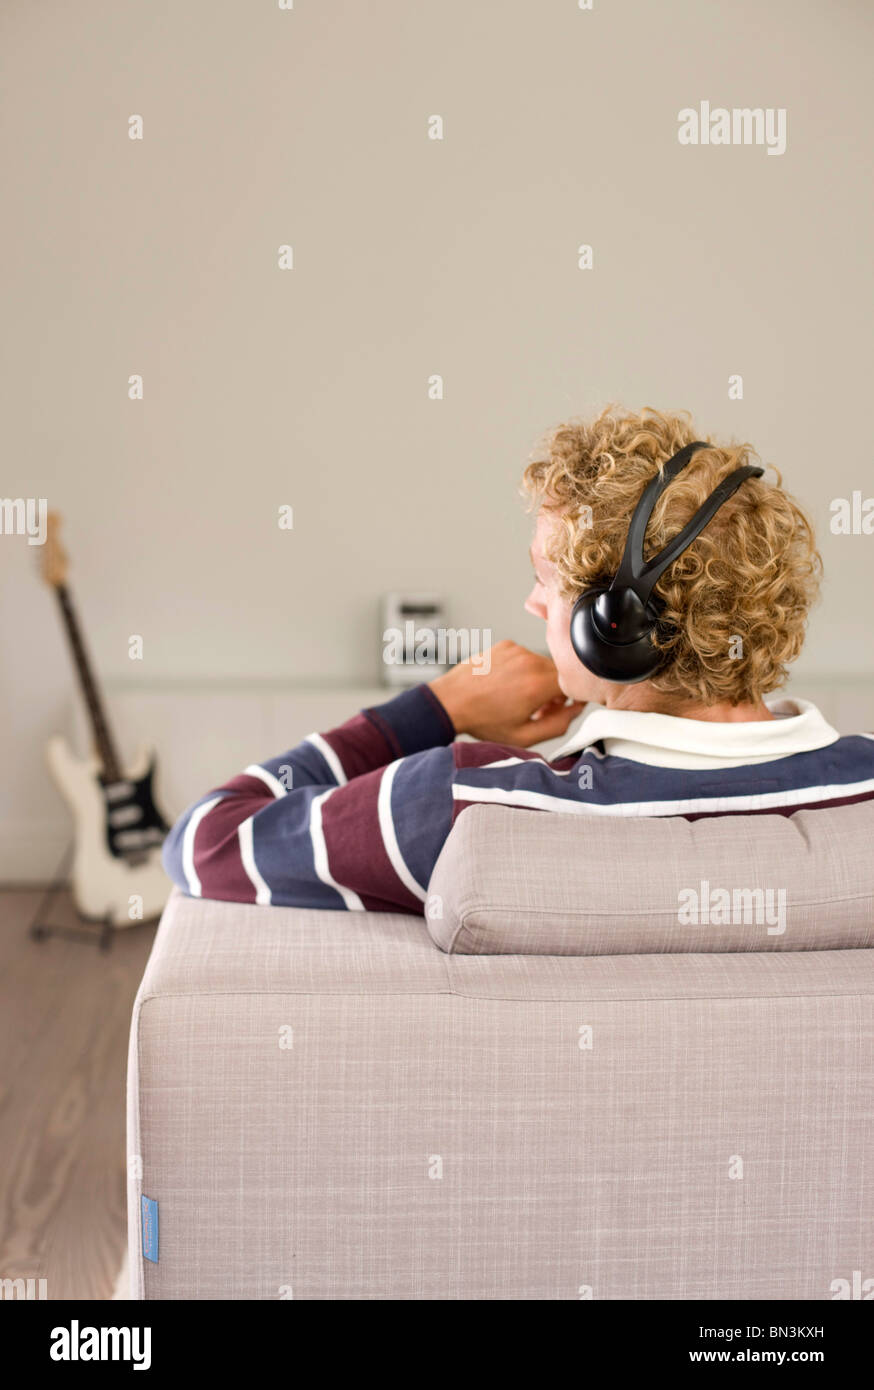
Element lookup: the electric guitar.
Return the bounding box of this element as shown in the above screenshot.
[39,513,171,926]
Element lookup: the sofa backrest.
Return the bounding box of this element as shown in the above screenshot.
[425,799,874,955]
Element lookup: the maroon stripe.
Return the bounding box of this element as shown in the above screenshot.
[452,742,547,769]
[548,754,579,772]
[319,712,391,779]
[320,771,422,914]
[194,796,259,903]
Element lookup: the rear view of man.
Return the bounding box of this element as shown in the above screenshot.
[162,405,874,913]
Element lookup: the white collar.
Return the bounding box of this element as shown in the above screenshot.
[551,696,840,769]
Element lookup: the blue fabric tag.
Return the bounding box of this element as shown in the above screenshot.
[141,1195,159,1263]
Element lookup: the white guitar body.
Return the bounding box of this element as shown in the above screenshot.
[46,735,171,928]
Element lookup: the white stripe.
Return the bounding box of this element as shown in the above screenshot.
[479,757,528,770]
[237,817,272,905]
[479,755,574,776]
[309,789,365,910]
[181,795,224,896]
[243,763,286,798]
[378,760,427,902]
[451,775,874,818]
[305,733,347,786]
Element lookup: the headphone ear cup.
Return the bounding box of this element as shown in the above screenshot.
[570,588,665,684]
[569,586,608,667]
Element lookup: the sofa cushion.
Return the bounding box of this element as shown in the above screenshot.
[425,799,874,955]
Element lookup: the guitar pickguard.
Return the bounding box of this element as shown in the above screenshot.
[100,760,170,862]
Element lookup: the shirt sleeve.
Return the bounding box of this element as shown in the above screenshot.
[300,682,456,782]
[161,684,458,914]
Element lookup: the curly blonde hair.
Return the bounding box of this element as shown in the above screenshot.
[520,405,822,706]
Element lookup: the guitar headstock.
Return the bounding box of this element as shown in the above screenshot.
[40,511,69,589]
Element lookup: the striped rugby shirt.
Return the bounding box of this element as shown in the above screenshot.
[162,683,874,915]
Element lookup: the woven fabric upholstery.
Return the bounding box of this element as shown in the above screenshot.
[127,887,874,1300]
[426,800,874,955]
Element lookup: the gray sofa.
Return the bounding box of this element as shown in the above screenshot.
[127,799,874,1299]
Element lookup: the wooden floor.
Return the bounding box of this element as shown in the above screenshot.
[0,887,156,1300]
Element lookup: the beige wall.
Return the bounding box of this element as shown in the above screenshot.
[1,0,873,873]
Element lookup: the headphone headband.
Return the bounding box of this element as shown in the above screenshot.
[614,443,764,606]
[569,438,765,684]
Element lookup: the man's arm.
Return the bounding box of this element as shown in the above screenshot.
[271,682,456,786]
[161,644,585,913]
[161,684,457,912]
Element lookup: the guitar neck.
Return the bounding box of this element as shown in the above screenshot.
[54,584,123,783]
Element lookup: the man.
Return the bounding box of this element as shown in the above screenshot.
[162,406,874,913]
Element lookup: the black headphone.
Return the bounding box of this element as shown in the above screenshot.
[569,441,764,684]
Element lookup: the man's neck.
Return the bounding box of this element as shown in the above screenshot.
[602,691,776,723]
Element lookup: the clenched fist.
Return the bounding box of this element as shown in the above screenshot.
[428,640,585,747]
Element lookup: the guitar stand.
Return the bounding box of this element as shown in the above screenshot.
[27,844,115,952]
